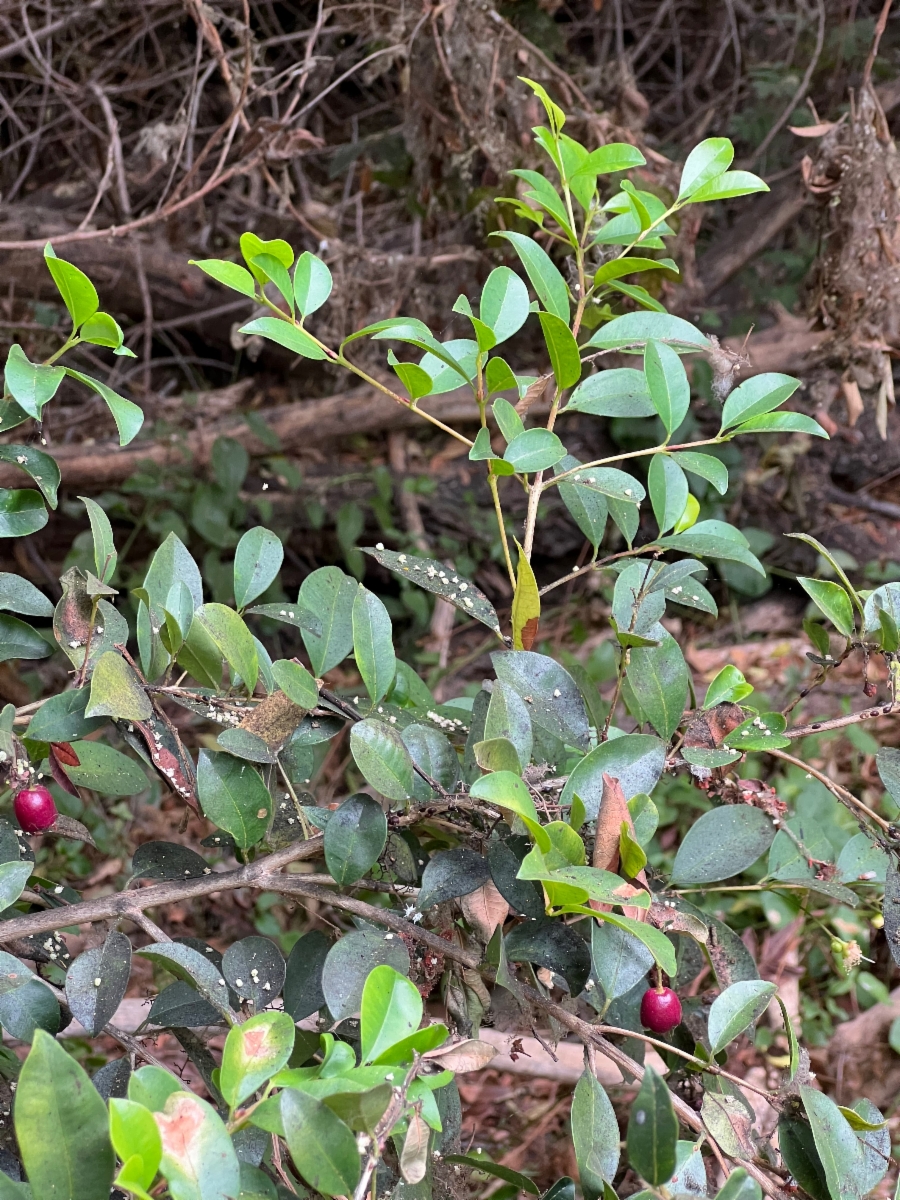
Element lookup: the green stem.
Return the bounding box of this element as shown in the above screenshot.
[544,436,726,493]
[489,472,517,592]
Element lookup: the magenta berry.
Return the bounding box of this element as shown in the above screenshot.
[640,986,682,1034]
[14,786,58,834]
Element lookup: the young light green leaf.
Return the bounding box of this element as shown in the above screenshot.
[189,259,256,297]
[719,373,801,431]
[360,965,423,1064]
[43,247,99,327]
[3,344,65,420]
[703,664,753,708]
[191,603,258,692]
[627,1066,678,1186]
[234,527,283,609]
[678,137,735,200]
[687,170,768,203]
[352,586,395,706]
[293,252,333,316]
[220,1010,295,1110]
[65,370,143,445]
[109,1097,162,1196]
[282,1089,360,1198]
[252,253,294,316]
[708,980,778,1054]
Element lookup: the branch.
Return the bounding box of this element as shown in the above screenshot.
[786,703,898,740]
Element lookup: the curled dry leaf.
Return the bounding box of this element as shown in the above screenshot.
[423,1038,498,1073]
[459,879,509,942]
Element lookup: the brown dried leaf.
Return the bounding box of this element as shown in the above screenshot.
[593,773,630,874]
[514,373,551,416]
[239,690,307,748]
[50,813,97,848]
[683,703,745,749]
[423,1038,498,1073]
[459,879,509,942]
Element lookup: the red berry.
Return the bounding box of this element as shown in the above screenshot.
[640,986,682,1033]
[13,786,57,834]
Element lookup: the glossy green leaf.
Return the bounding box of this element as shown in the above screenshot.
[671,806,775,885]
[191,603,258,693]
[3,344,65,420]
[282,1089,360,1197]
[678,137,734,199]
[538,312,581,389]
[233,528,283,609]
[480,266,530,342]
[349,718,415,802]
[571,1070,619,1197]
[560,733,665,818]
[504,428,566,473]
[360,965,423,1063]
[444,1155,539,1195]
[64,740,148,795]
[110,1096,162,1195]
[627,630,689,740]
[64,369,143,445]
[293,252,333,316]
[648,454,688,534]
[645,340,689,435]
[658,520,765,575]
[240,233,293,278]
[325,793,387,885]
[585,312,709,353]
[78,496,117,581]
[797,578,855,637]
[733,411,828,438]
[703,664,753,708]
[189,259,256,297]
[687,170,768,203]
[251,253,294,316]
[591,918,654,1001]
[197,749,271,850]
[719,373,801,431]
[671,451,729,495]
[43,246,98,326]
[493,231,569,320]
[0,489,48,537]
[800,1087,867,1200]
[352,586,395,706]
[565,368,655,417]
[238,316,326,360]
[15,1028,114,1199]
[298,566,357,674]
[271,659,318,709]
[321,929,410,1021]
[627,1066,678,1186]
[555,455,608,551]
[708,980,778,1054]
[0,614,50,663]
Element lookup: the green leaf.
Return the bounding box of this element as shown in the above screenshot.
[271,659,318,709]
[0,489,48,537]
[538,312,581,389]
[3,344,65,419]
[560,733,665,818]
[703,665,753,708]
[234,528,283,609]
[687,170,768,203]
[707,980,778,1054]
[504,428,566,473]
[80,311,126,351]
[79,496,117,581]
[222,936,285,1011]
[485,356,519,394]
[324,793,388,885]
[645,341,689,436]
[591,918,654,1001]
[299,566,357,674]
[360,965,423,1064]
[493,397,525,443]
[593,257,678,286]
[422,846,495,909]
[627,1066,678,1186]
[505,919,591,994]
[671,806,775,885]
[678,137,735,199]
[352,586,396,706]
[15,1028,114,1200]
[191,603,258,692]
[714,1170,762,1200]
[492,650,590,752]
[626,630,689,740]
[732,412,828,438]
[143,532,203,612]
[512,541,541,651]
[322,929,410,1022]
[555,455,608,551]
[349,718,415,802]
[648,455,688,534]
[0,614,50,663]
[469,770,540,826]
[585,312,710,353]
[251,253,295,316]
[43,248,99,327]
[64,740,148,795]
[800,1087,867,1200]
[0,572,53,618]
[293,252,333,316]
[480,266,530,343]
[444,1155,539,1195]
[65,930,132,1037]
[282,1088,360,1198]
[110,1097,162,1195]
[197,749,271,850]
[238,316,326,360]
[723,711,790,751]
[493,231,569,320]
[220,1010,295,1110]
[658,520,765,576]
[189,258,256,297]
[364,546,501,635]
[571,1070,620,1197]
[128,1066,186,1114]
[0,862,31,915]
[719,373,800,431]
[64,369,144,445]
[86,652,152,721]
[797,578,855,637]
[670,451,729,495]
[155,1091,241,1200]
[565,368,655,417]
[388,351,433,401]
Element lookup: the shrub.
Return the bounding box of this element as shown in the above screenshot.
[0,80,895,1200]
